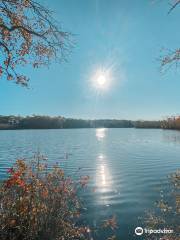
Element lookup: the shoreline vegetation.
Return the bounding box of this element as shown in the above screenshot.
[0,155,117,240]
[0,115,180,130]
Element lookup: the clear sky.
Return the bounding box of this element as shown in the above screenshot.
[1,0,180,120]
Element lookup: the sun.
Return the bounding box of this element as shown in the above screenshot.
[97,74,106,86]
[91,68,111,91]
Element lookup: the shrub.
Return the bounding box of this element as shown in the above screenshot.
[0,154,118,240]
[0,154,89,240]
[144,169,180,240]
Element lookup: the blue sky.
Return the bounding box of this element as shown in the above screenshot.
[1,0,180,120]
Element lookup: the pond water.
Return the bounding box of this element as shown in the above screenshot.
[0,128,180,239]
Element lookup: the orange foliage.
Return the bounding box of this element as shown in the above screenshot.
[0,156,87,240]
[0,0,72,86]
[0,154,117,240]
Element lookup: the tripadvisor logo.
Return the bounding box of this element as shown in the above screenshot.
[135,226,174,236]
[135,227,143,236]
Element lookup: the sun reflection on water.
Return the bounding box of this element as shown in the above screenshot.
[100,164,106,186]
[96,128,107,140]
[96,154,112,192]
[94,129,114,205]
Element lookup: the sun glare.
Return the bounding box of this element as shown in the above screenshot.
[91,67,112,92]
[96,128,106,140]
[97,74,106,86]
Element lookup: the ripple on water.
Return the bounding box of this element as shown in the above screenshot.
[0,128,180,240]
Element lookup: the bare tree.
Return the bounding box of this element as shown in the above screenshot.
[160,1,180,71]
[0,0,72,86]
[168,0,180,13]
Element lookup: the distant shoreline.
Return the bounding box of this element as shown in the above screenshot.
[0,115,161,130]
[0,115,179,130]
[0,126,162,130]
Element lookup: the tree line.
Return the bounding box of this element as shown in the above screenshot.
[0,115,166,130]
[1,115,180,130]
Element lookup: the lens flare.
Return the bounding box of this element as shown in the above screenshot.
[91,67,112,92]
[97,74,106,86]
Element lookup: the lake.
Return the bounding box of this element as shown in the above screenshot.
[0,128,180,239]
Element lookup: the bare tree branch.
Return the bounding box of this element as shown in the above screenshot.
[159,1,180,71]
[168,0,180,14]
[0,0,73,86]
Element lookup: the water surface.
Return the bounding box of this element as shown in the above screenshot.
[0,128,180,239]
